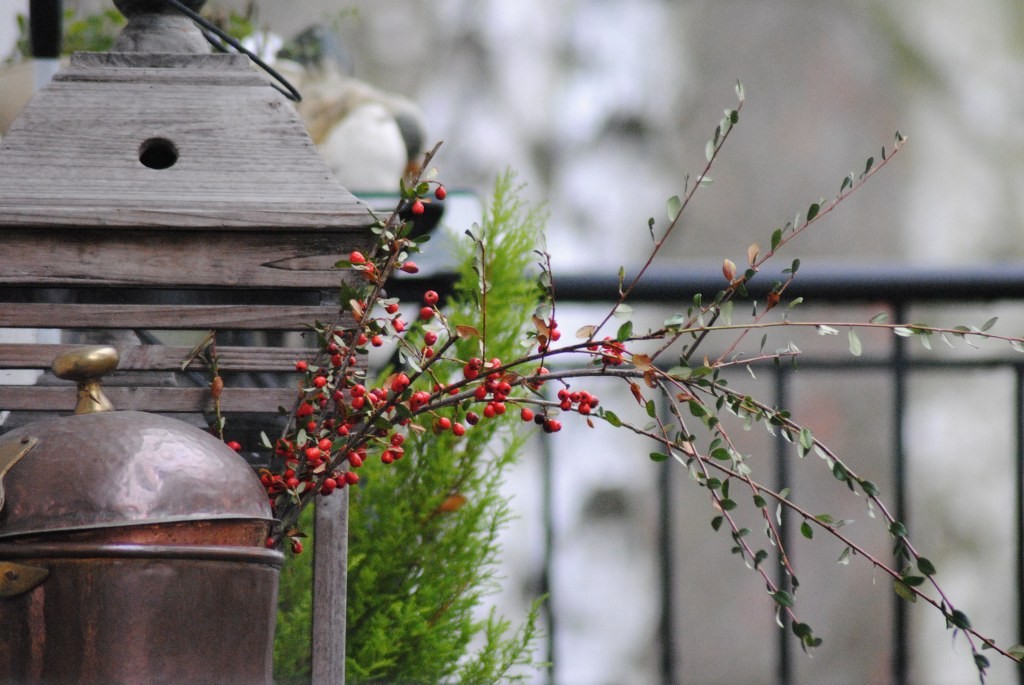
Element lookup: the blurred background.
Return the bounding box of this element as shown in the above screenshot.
[3,1,1024,683]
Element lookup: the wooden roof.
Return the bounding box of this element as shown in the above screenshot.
[0,52,372,230]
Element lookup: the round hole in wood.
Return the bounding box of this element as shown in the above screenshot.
[139,137,179,170]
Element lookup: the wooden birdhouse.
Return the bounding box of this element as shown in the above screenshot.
[0,1,371,682]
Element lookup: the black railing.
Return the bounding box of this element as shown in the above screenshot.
[463,263,1024,685]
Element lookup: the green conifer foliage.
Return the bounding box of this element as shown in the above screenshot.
[274,172,546,683]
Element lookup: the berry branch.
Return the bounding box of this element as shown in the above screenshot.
[200,87,1024,681]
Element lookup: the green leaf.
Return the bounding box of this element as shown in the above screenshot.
[893,580,917,603]
[949,609,972,630]
[832,462,848,482]
[837,547,852,565]
[974,654,991,672]
[711,448,732,461]
[864,156,875,176]
[645,400,657,419]
[981,316,998,332]
[917,557,937,576]
[705,139,715,161]
[798,428,814,451]
[616,320,633,342]
[869,312,889,324]
[771,228,783,251]
[753,494,767,508]
[901,574,926,587]
[1011,340,1024,354]
[649,452,669,463]
[848,329,863,356]
[1006,644,1024,660]
[735,79,745,101]
[602,410,622,427]
[806,203,820,222]
[719,498,737,511]
[800,521,813,540]
[667,365,691,380]
[711,515,724,531]
[893,326,914,337]
[860,479,880,497]
[666,195,682,220]
[771,590,795,608]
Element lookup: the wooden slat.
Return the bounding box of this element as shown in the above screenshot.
[0,303,349,329]
[313,491,349,685]
[0,228,375,288]
[0,344,317,372]
[0,386,298,413]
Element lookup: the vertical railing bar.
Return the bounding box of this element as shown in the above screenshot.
[1015,365,1024,685]
[540,424,557,685]
[892,301,909,685]
[658,393,677,684]
[774,365,793,685]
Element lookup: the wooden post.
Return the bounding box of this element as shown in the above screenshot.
[312,488,349,684]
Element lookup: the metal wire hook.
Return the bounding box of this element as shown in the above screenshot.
[159,0,302,102]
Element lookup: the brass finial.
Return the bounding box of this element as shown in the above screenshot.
[52,347,120,414]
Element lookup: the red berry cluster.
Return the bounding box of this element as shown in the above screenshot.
[252,177,630,551]
[556,387,600,415]
[588,337,626,366]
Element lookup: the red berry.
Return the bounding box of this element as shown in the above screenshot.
[371,335,384,347]
[295,360,308,372]
[401,261,420,274]
[452,422,466,436]
[390,373,411,393]
[344,471,360,485]
[393,318,406,333]
[349,251,366,264]
[411,199,425,215]
[385,302,400,314]
[437,417,452,431]
[226,440,242,451]
[520,408,535,422]
[434,185,447,200]
[419,306,435,321]
[321,478,337,496]
[543,419,562,433]
[313,376,328,389]
[381,451,395,465]
[424,331,438,346]
[466,412,480,426]
[424,290,439,305]
[318,437,333,451]
[291,539,304,555]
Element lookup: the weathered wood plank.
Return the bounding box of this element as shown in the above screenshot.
[0,344,319,372]
[312,490,349,685]
[0,303,350,329]
[0,386,298,413]
[0,228,374,288]
[0,54,373,229]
